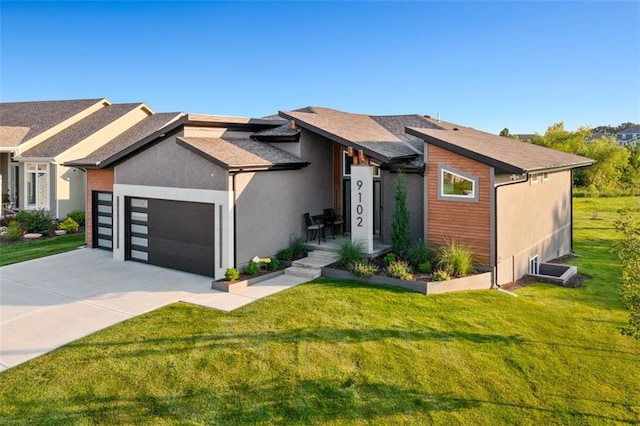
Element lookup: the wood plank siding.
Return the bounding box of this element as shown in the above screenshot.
[86,169,114,247]
[426,144,491,265]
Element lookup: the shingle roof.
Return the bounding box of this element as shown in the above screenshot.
[21,103,145,158]
[407,125,594,174]
[0,98,107,142]
[0,126,30,148]
[64,113,184,167]
[617,125,640,134]
[279,107,421,162]
[177,136,308,170]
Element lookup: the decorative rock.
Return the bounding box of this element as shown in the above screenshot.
[54,230,67,236]
[23,233,43,239]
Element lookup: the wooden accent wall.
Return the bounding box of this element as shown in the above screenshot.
[86,169,114,247]
[426,145,492,265]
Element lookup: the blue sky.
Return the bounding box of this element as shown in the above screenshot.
[1,1,639,134]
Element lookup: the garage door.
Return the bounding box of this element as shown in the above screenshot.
[126,197,215,277]
[92,191,113,251]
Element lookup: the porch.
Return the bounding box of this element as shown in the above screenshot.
[304,234,392,259]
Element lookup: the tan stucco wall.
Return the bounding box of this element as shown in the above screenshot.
[56,165,85,218]
[496,170,573,284]
[115,136,227,191]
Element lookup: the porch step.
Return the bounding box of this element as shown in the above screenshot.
[292,251,339,269]
[285,267,321,280]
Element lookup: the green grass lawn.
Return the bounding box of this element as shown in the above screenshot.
[0,233,85,266]
[1,198,639,424]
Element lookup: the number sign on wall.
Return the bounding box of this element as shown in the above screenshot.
[351,165,374,253]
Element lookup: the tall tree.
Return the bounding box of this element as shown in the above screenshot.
[615,210,640,339]
[580,136,630,191]
[499,127,510,137]
[391,171,411,259]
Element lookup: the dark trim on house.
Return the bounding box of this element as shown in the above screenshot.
[251,134,301,143]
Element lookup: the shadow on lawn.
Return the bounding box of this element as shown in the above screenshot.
[2,378,636,424]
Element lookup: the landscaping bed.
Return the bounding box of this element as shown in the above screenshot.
[212,265,287,293]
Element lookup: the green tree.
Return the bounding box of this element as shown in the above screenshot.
[391,171,412,259]
[499,127,510,137]
[531,122,590,154]
[580,136,630,191]
[614,210,640,339]
[622,146,640,194]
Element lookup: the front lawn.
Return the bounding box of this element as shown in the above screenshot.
[0,198,638,424]
[0,233,85,266]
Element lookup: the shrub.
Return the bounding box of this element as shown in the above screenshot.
[382,252,397,267]
[277,248,293,261]
[336,238,365,267]
[431,269,451,282]
[58,217,79,233]
[246,261,261,275]
[289,234,308,260]
[66,210,85,226]
[418,261,432,274]
[409,239,432,267]
[350,261,379,278]
[267,257,280,271]
[438,240,474,277]
[386,260,414,280]
[15,209,54,234]
[225,267,240,281]
[4,220,22,241]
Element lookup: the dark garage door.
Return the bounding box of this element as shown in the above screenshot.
[126,197,215,277]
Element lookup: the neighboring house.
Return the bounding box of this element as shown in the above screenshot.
[616,125,640,147]
[65,105,594,287]
[0,99,161,218]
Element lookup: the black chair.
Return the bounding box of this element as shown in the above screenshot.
[323,208,344,239]
[304,212,324,243]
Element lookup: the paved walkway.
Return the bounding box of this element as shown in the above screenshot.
[0,248,311,371]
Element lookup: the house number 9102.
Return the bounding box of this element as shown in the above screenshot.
[356,179,363,227]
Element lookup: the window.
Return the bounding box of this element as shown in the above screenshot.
[25,163,49,209]
[438,164,478,202]
[531,173,539,183]
[529,255,539,275]
[543,171,549,181]
[343,151,353,176]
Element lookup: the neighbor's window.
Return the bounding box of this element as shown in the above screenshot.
[25,162,49,209]
[438,164,478,202]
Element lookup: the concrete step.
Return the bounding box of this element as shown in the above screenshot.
[285,267,321,280]
[293,252,339,269]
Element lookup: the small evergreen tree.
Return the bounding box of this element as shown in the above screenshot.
[391,171,412,259]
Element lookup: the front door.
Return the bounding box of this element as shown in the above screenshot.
[92,191,113,250]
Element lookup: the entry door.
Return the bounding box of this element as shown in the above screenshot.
[92,191,113,250]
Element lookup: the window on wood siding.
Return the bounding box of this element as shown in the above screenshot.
[438,164,478,202]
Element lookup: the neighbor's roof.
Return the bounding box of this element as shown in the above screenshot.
[617,124,640,134]
[0,126,30,148]
[0,98,107,142]
[407,124,594,174]
[177,136,309,171]
[64,113,184,168]
[279,107,428,162]
[20,103,147,158]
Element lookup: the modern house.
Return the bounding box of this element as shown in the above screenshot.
[0,99,170,218]
[616,125,640,147]
[64,105,594,286]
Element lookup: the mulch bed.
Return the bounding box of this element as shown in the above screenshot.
[500,272,589,291]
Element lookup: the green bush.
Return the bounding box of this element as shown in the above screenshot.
[267,257,280,271]
[418,261,432,274]
[382,252,397,267]
[438,240,474,277]
[336,238,365,267]
[225,267,240,281]
[4,220,23,241]
[66,210,85,226]
[246,261,260,275]
[391,171,412,259]
[431,269,451,282]
[15,209,54,234]
[289,235,308,260]
[277,248,293,261]
[386,260,414,280]
[350,261,379,278]
[409,239,432,267]
[58,217,79,233]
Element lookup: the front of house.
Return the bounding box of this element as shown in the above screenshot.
[63,105,592,285]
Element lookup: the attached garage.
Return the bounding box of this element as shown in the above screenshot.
[125,197,216,277]
[92,191,113,250]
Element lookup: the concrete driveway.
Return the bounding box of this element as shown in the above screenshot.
[0,248,306,371]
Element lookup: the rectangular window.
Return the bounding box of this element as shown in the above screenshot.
[25,162,49,209]
[531,173,539,184]
[529,255,539,275]
[438,164,478,202]
[343,151,353,176]
[543,172,549,181]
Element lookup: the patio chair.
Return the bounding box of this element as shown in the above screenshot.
[304,212,324,244]
[323,208,344,239]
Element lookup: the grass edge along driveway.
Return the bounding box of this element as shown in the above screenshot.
[0,233,85,266]
[0,197,638,424]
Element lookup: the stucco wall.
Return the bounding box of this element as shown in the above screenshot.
[115,136,227,191]
[235,130,333,269]
[381,170,424,246]
[56,164,85,218]
[425,144,492,265]
[86,169,114,247]
[496,170,573,285]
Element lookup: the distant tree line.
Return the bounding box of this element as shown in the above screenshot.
[501,122,640,194]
